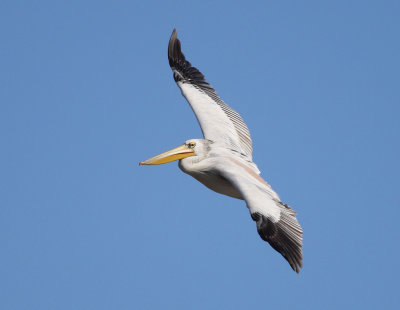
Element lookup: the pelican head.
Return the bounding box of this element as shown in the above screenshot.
[139,139,210,166]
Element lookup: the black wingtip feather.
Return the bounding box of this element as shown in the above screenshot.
[168,28,183,69]
[252,211,303,273]
[167,29,212,89]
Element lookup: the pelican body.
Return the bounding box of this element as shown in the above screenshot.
[140,29,303,273]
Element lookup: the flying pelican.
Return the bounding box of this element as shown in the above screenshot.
[140,29,303,273]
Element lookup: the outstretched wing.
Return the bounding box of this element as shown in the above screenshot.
[216,158,303,273]
[168,29,253,159]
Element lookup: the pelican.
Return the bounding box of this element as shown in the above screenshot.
[140,29,303,273]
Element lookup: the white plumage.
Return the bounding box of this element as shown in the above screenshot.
[140,29,303,273]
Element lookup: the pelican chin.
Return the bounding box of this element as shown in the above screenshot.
[140,29,303,273]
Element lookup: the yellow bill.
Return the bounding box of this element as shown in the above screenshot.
[139,144,195,165]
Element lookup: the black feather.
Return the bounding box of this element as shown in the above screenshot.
[252,210,303,273]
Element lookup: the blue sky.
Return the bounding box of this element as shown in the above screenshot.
[1,1,399,309]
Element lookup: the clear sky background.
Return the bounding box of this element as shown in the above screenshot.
[1,1,399,309]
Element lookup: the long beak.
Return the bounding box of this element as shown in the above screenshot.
[139,144,195,165]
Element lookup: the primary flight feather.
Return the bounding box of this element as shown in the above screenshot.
[140,29,303,273]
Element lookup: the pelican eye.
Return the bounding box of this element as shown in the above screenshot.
[188,142,196,148]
